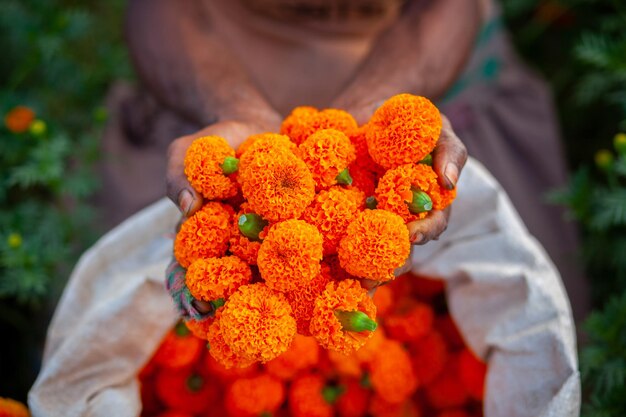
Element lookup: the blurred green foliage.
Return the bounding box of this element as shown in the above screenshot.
[0,0,130,399]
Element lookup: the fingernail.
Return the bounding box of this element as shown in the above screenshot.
[443,163,458,190]
[178,190,194,216]
[410,232,424,244]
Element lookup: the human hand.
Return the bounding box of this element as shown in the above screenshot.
[166,120,276,218]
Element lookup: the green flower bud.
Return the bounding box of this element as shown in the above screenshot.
[238,213,268,241]
[221,156,240,174]
[335,310,377,332]
[336,168,353,186]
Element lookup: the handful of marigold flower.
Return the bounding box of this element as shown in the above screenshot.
[169,93,458,368]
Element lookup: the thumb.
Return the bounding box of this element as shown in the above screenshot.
[166,135,204,217]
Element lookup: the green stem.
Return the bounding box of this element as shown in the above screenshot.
[174,321,190,337]
[419,154,433,166]
[210,298,225,310]
[186,374,204,392]
[238,213,268,241]
[407,190,432,214]
[335,310,377,332]
[221,156,240,174]
[321,385,345,405]
[336,168,353,185]
[366,196,378,210]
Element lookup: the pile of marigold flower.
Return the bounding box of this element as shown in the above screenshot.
[173,94,457,367]
[140,274,486,417]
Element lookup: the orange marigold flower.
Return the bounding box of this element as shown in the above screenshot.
[368,394,421,417]
[186,256,252,302]
[258,220,323,292]
[408,330,448,385]
[184,135,238,200]
[0,397,29,417]
[225,374,285,417]
[288,374,334,417]
[323,255,356,281]
[337,378,371,417]
[239,149,315,222]
[228,203,269,265]
[375,163,456,223]
[372,285,394,318]
[281,106,358,145]
[174,202,233,268]
[354,326,387,366]
[155,368,219,414]
[302,186,365,255]
[425,356,469,410]
[284,265,331,335]
[385,301,434,342]
[152,322,204,369]
[366,94,442,169]
[310,279,377,354]
[299,129,356,189]
[369,339,418,404]
[184,317,213,340]
[458,348,487,400]
[237,133,298,169]
[265,335,320,380]
[4,106,35,133]
[206,311,256,369]
[220,283,297,363]
[349,165,378,198]
[349,125,379,171]
[338,210,410,282]
[202,353,258,382]
[327,349,362,378]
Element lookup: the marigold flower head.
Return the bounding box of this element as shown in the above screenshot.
[368,394,421,417]
[408,330,448,385]
[225,374,285,417]
[258,220,323,292]
[174,202,233,268]
[336,378,371,417]
[206,311,256,369]
[385,301,434,342]
[184,317,213,340]
[310,279,377,354]
[458,348,487,400]
[372,285,394,318]
[281,106,358,145]
[353,325,387,366]
[349,125,379,170]
[302,186,365,255]
[338,210,410,282]
[327,349,362,378]
[0,397,30,417]
[375,163,456,223]
[184,135,239,200]
[239,148,315,222]
[265,334,320,380]
[284,265,331,335]
[323,255,357,281]
[349,164,379,197]
[237,133,298,169]
[299,129,356,189]
[155,368,218,414]
[4,106,35,134]
[366,94,442,169]
[152,322,204,369]
[220,283,297,363]
[202,353,258,382]
[424,356,468,410]
[369,339,418,404]
[186,256,252,302]
[288,374,334,417]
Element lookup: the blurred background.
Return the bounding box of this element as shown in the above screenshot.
[0,0,625,415]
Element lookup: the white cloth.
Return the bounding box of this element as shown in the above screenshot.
[29,158,580,417]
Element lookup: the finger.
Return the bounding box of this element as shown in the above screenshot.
[407,207,451,245]
[166,135,204,217]
[432,115,468,190]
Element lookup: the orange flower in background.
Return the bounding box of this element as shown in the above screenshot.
[353,326,387,366]
[288,374,334,417]
[184,317,213,340]
[338,210,410,282]
[225,374,285,417]
[265,334,320,380]
[237,132,298,169]
[0,397,30,417]
[184,135,239,200]
[284,265,331,335]
[173,202,233,268]
[409,274,446,300]
[385,301,434,342]
[239,148,315,222]
[219,283,297,363]
[206,311,256,369]
[375,163,456,223]
[336,378,371,417]
[327,348,362,378]
[366,94,441,169]
[281,106,358,145]
[302,186,365,255]
[257,220,323,293]
[152,322,204,369]
[368,394,421,417]
[185,256,252,302]
[369,339,418,404]
[4,106,35,133]
[202,353,258,382]
[310,279,377,354]
[458,348,487,400]
[155,368,218,414]
[436,314,466,350]
[299,129,357,189]
[408,330,449,385]
[436,410,471,417]
[424,356,469,410]
[372,285,393,318]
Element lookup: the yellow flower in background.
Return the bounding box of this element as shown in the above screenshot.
[4,106,35,133]
[614,132,626,154]
[28,119,47,137]
[7,233,23,249]
[594,149,614,170]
